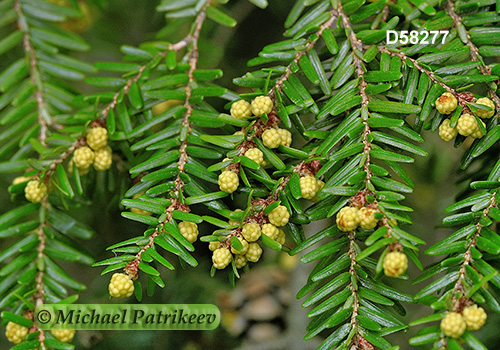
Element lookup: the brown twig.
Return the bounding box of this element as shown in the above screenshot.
[337,4,366,343]
[98,37,191,124]
[381,1,391,23]
[125,2,211,277]
[451,191,498,304]
[15,0,51,147]
[377,46,473,107]
[174,2,209,195]
[271,8,339,97]
[43,138,85,179]
[446,0,490,76]
[31,200,49,349]
[347,231,359,330]
[37,14,194,179]
[231,9,338,173]
[436,192,498,348]
[339,1,370,169]
[125,198,182,279]
[445,0,500,111]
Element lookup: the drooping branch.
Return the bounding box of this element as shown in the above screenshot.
[99,38,191,124]
[445,0,500,110]
[451,192,497,303]
[271,8,338,97]
[377,46,472,106]
[446,0,490,76]
[231,9,339,172]
[15,0,52,146]
[125,2,211,277]
[38,12,196,180]
[33,221,47,348]
[437,192,498,349]
[337,3,366,345]
[175,1,210,195]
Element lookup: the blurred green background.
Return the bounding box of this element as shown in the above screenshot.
[0,0,499,349]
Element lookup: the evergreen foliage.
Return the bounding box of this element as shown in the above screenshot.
[0,0,498,349]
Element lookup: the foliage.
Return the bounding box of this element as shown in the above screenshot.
[0,0,499,349]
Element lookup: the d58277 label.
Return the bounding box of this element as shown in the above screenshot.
[386,30,450,45]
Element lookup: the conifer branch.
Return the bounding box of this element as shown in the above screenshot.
[436,192,498,349]
[377,46,472,106]
[32,203,49,349]
[445,0,500,110]
[445,0,490,76]
[347,230,360,331]
[233,9,338,169]
[15,0,51,146]
[451,193,497,305]
[175,0,210,195]
[98,37,191,124]
[338,5,366,346]
[272,8,338,96]
[38,6,199,180]
[125,2,211,278]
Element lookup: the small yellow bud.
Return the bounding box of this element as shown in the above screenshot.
[268,205,290,227]
[245,242,262,262]
[440,312,466,338]
[230,236,249,255]
[5,322,28,344]
[51,329,76,343]
[277,128,292,147]
[262,129,281,149]
[462,305,487,330]
[470,120,486,139]
[475,97,495,118]
[383,251,408,277]
[93,146,112,171]
[12,176,31,185]
[358,207,378,229]
[438,119,458,142]
[300,176,319,200]
[212,248,232,269]
[108,273,134,298]
[276,228,286,245]
[245,148,264,166]
[242,223,261,242]
[456,114,478,137]
[130,193,151,216]
[311,179,325,203]
[24,180,48,203]
[336,207,360,232]
[73,146,95,169]
[234,254,247,269]
[152,100,182,116]
[218,170,239,193]
[230,100,252,118]
[435,92,458,114]
[262,223,279,240]
[86,127,108,150]
[251,96,273,116]
[208,241,220,251]
[178,221,199,243]
[68,158,89,175]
